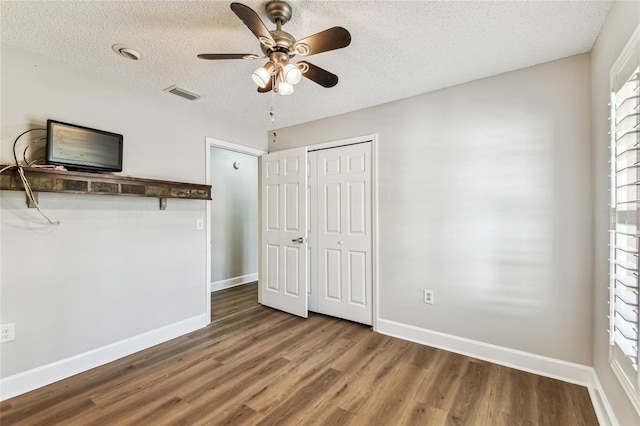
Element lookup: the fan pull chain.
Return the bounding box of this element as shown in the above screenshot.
[270,106,277,144]
[271,75,277,143]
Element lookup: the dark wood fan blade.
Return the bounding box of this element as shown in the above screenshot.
[197,53,257,60]
[298,61,338,88]
[258,77,273,93]
[294,27,351,56]
[230,3,275,47]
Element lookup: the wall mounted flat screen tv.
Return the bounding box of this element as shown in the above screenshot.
[46,120,123,172]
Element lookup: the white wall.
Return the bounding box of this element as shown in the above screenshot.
[591,1,640,424]
[272,54,593,365]
[210,147,258,287]
[0,44,266,382]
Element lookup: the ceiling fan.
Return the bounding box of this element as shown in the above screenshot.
[198,1,351,96]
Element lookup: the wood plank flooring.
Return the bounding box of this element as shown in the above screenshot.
[1,282,598,425]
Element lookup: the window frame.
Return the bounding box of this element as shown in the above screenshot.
[609,23,640,415]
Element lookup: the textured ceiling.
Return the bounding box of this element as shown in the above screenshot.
[1,1,613,131]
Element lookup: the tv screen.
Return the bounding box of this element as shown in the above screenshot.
[46,120,123,172]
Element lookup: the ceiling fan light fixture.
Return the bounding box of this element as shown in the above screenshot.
[283,63,302,85]
[277,80,294,96]
[252,62,275,88]
[252,68,270,88]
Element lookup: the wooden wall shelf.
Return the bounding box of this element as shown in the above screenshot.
[0,167,211,210]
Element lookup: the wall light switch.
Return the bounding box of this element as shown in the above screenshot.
[196,219,204,231]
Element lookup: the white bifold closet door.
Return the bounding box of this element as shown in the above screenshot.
[309,142,372,325]
[259,143,373,324]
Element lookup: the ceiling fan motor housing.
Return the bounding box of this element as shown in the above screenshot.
[261,29,296,57]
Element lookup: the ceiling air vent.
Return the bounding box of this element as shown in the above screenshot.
[164,85,201,101]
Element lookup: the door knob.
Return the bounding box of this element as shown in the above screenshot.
[292,237,304,243]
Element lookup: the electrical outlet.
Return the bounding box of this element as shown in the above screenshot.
[1,323,15,343]
[423,290,434,305]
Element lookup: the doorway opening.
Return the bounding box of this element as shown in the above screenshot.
[205,138,266,322]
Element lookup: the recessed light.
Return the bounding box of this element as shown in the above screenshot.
[112,44,141,60]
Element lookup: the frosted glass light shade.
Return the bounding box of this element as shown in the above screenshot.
[283,63,302,85]
[278,81,294,96]
[252,67,271,88]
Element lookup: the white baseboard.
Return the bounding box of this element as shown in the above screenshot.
[376,318,617,426]
[210,273,258,293]
[587,369,619,426]
[0,313,209,401]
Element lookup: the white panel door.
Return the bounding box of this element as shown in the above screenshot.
[260,147,308,318]
[314,143,372,325]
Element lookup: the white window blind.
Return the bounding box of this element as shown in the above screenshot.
[609,24,640,414]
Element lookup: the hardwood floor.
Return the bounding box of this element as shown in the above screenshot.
[1,282,598,425]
